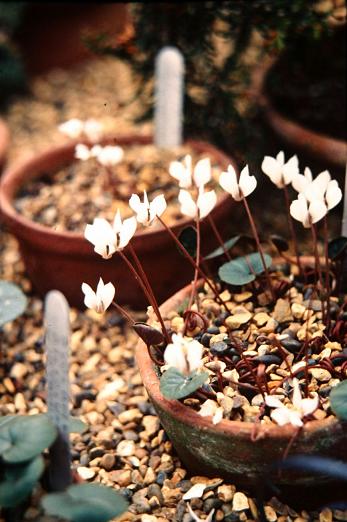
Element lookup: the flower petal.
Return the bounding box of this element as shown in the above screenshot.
[291,378,302,410]
[197,189,217,219]
[301,394,319,417]
[282,155,299,185]
[212,406,224,425]
[100,281,116,311]
[169,157,192,188]
[239,165,257,197]
[75,144,91,161]
[150,194,167,220]
[219,165,240,200]
[119,216,137,248]
[270,407,292,426]
[309,199,327,224]
[261,155,282,187]
[265,395,284,409]
[325,180,342,210]
[186,340,203,373]
[81,282,97,310]
[193,158,211,188]
[178,189,197,218]
[58,119,84,139]
[290,194,310,227]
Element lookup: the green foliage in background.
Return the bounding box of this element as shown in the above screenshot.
[86,1,331,154]
[0,2,27,111]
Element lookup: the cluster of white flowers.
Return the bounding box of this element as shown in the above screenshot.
[58,118,104,142]
[261,151,342,228]
[75,143,124,167]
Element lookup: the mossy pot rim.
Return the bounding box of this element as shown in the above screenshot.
[135,273,343,440]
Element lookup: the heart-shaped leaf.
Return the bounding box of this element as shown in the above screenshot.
[178,226,197,258]
[270,235,289,253]
[41,483,129,522]
[133,322,164,346]
[204,236,240,260]
[328,237,347,260]
[0,281,27,327]
[160,368,209,399]
[0,414,57,463]
[330,380,347,420]
[0,455,44,508]
[219,253,272,286]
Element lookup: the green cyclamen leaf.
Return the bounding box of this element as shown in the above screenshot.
[0,414,57,463]
[330,380,347,421]
[218,253,272,286]
[178,226,197,258]
[204,236,240,260]
[160,368,209,399]
[0,281,27,327]
[0,455,44,508]
[41,483,129,522]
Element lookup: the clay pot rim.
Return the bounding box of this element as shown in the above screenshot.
[0,135,234,252]
[0,118,10,166]
[251,56,347,168]
[135,276,340,441]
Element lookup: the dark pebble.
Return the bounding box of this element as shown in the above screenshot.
[138,401,156,415]
[339,312,347,321]
[14,353,25,362]
[281,338,302,353]
[319,386,332,398]
[75,390,97,407]
[215,312,230,326]
[254,354,282,365]
[231,355,241,364]
[79,453,90,466]
[175,500,187,522]
[89,447,104,459]
[34,336,44,352]
[207,326,220,334]
[203,498,223,512]
[224,514,240,522]
[148,484,164,505]
[123,430,139,441]
[71,450,80,460]
[107,313,126,327]
[210,341,230,356]
[156,471,168,485]
[119,488,134,501]
[108,402,126,415]
[331,354,347,366]
[304,288,314,300]
[190,498,203,509]
[177,480,192,493]
[201,333,212,347]
[295,359,316,379]
[281,328,295,339]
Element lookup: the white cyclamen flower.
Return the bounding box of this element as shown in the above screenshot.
[292,168,331,201]
[81,277,115,313]
[96,145,124,167]
[265,378,319,427]
[84,211,137,259]
[129,191,167,226]
[219,164,256,201]
[164,333,203,375]
[75,144,92,161]
[178,188,217,219]
[261,151,299,188]
[325,179,342,210]
[169,155,212,189]
[58,119,84,139]
[290,193,327,228]
[83,119,104,142]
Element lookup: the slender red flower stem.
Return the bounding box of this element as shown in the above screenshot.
[207,214,231,260]
[127,243,170,343]
[283,185,303,276]
[118,250,170,343]
[242,196,276,301]
[157,215,232,314]
[310,223,324,290]
[187,216,201,310]
[111,301,134,324]
[323,216,331,329]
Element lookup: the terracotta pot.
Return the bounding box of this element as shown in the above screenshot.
[0,135,235,309]
[135,277,347,507]
[252,56,347,170]
[0,118,10,171]
[14,3,131,75]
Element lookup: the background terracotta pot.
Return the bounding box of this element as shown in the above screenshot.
[0,135,235,309]
[13,3,131,75]
[252,56,347,171]
[0,118,10,171]
[135,279,347,507]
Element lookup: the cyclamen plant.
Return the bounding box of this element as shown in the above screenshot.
[81,150,347,429]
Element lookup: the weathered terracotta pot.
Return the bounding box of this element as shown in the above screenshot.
[0,118,10,171]
[135,278,347,506]
[0,135,235,309]
[252,56,347,170]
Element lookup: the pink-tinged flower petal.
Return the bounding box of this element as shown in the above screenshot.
[292,173,310,193]
[178,189,197,218]
[169,156,192,188]
[219,165,241,200]
[290,194,310,227]
[150,194,167,220]
[100,281,116,311]
[301,394,319,417]
[197,189,217,219]
[119,216,137,248]
[270,407,292,426]
[276,151,285,165]
[85,218,116,258]
[309,199,327,224]
[193,158,211,188]
[129,194,142,213]
[282,155,299,185]
[239,165,257,197]
[291,378,302,410]
[265,395,284,409]
[261,155,282,187]
[325,180,342,210]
